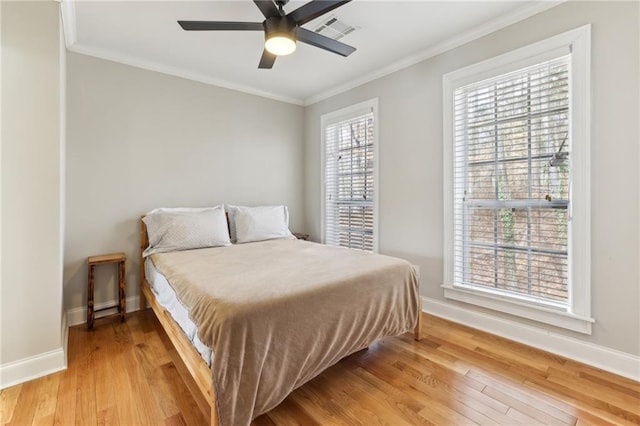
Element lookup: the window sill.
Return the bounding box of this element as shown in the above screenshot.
[441,284,594,334]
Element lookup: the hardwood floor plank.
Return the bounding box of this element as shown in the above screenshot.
[53,356,77,425]
[133,341,180,420]
[1,311,637,426]
[72,323,102,426]
[383,340,487,394]
[577,370,640,400]
[159,362,208,426]
[346,365,434,424]
[0,384,22,424]
[74,344,98,425]
[7,380,40,426]
[108,350,141,425]
[285,374,364,425]
[575,416,617,426]
[417,403,479,426]
[547,366,640,415]
[405,366,512,423]
[127,311,147,345]
[262,396,322,426]
[31,373,61,425]
[543,367,640,422]
[505,406,542,424]
[122,346,165,425]
[390,359,504,425]
[438,337,519,373]
[394,335,473,375]
[96,406,119,426]
[143,330,172,367]
[422,323,479,351]
[470,329,568,367]
[564,359,640,392]
[482,385,570,425]
[473,335,566,372]
[467,369,577,425]
[473,345,551,376]
[163,412,187,426]
[251,414,278,426]
[315,367,414,425]
[523,377,640,425]
[344,370,434,425]
[165,347,210,419]
[356,350,483,425]
[31,413,55,426]
[93,324,121,426]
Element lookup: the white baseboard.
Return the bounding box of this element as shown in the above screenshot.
[66,295,141,327]
[0,347,67,390]
[0,297,140,389]
[422,297,640,382]
[61,313,69,369]
[0,315,70,389]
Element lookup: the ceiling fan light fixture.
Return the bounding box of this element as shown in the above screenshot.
[178,0,356,68]
[265,33,296,56]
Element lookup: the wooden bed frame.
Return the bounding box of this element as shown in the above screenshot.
[138,217,421,426]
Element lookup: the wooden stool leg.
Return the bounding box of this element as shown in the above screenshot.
[119,260,126,322]
[87,264,95,330]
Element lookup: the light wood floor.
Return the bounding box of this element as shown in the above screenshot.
[2,310,639,425]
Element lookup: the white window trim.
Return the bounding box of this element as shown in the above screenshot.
[321,98,379,252]
[442,25,593,334]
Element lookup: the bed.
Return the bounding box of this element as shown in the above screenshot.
[138,214,422,426]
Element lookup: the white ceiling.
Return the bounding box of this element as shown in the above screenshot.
[65,1,559,105]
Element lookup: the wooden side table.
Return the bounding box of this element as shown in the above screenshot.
[87,252,126,330]
[293,233,310,241]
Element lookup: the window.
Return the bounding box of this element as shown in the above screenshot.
[443,26,592,333]
[322,99,378,252]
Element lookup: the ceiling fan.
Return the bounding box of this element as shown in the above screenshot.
[178,0,356,69]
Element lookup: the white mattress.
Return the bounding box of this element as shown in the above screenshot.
[145,258,213,366]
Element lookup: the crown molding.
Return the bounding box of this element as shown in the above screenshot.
[60,0,77,49]
[59,0,564,107]
[68,43,305,106]
[302,0,565,106]
[59,0,303,105]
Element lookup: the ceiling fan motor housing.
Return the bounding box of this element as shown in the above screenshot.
[264,16,297,41]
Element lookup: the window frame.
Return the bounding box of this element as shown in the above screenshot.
[321,98,379,252]
[442,26,593,334]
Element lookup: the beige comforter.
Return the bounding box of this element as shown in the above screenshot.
[150,239,419,426]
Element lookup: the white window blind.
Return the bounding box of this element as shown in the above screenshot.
[453,55,571,308]
[324,109,375,251]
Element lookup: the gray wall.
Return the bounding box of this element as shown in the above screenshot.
[65,53,304,313]
[304,1,639,355]
[1,1,65,364]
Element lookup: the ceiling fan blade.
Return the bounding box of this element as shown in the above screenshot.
[258,49,277,69]
[288,0,352,26]
[253,0,281,19]
[296,27,356,57]
[178,21,263,31]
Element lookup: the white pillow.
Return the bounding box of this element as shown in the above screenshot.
[145,206,218,215]
[143,206,231,257]
[230,205,294,244]
[227,204,289,243]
